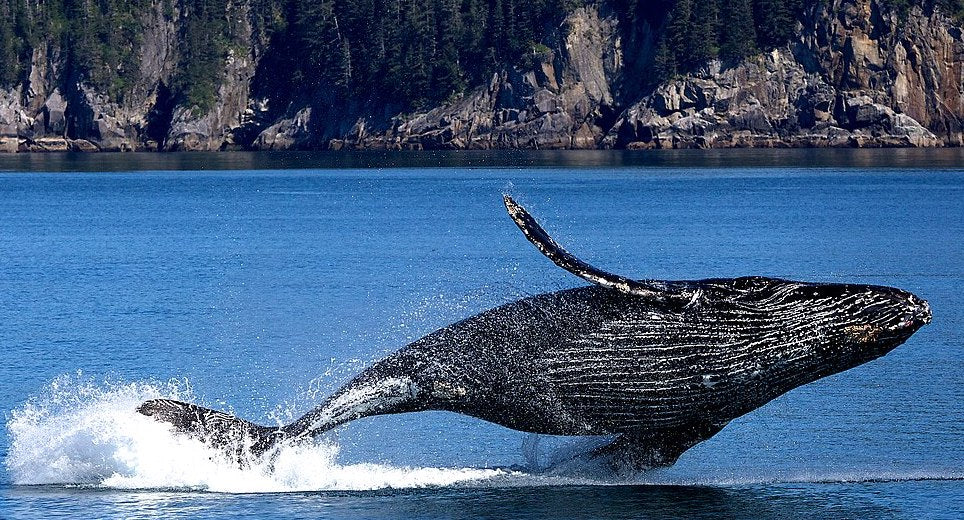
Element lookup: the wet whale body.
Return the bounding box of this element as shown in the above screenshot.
[139,195,932,469]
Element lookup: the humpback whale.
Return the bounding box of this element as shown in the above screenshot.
[139,195,931,469]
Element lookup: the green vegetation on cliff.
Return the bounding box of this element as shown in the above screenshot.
[254,0,576,111]
[175,0,233,113]
[0,0,150,101]
[886,0,964,19]
[0,1,28,86]
[608,0,962,77]
[1,0,961,111]
[635,0,800,78]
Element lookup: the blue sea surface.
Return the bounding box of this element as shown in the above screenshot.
[0,150,961,518]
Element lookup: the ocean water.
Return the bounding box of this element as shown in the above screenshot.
[0,150,961,518]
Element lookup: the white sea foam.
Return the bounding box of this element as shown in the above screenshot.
[6,375,961,493]
[4,375,518,493]
[2,376,616,492]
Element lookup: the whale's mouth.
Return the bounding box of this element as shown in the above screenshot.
[893,295,931,333]
[912,297,932,325]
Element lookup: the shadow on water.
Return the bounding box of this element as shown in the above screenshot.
[0,148,962,172]
[3,483,911,520]
[350,485,900,520]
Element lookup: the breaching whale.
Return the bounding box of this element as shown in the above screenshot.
[139,195,931,469]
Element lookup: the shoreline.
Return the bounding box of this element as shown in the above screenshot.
[3,135,961,155]
[1,148,962,173]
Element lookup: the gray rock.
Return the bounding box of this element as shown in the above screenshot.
[0,88,22,143]
[253,107,313,150]
[166,48,257,151]
[533,89,561,114]
[42,89,67,135]
[69,139,100,152]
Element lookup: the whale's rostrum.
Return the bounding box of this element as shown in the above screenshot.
[138,196,931,470]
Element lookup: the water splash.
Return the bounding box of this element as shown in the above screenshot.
[6,375,960,493]
[4,375,514,492]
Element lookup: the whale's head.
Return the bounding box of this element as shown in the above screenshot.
[834,283,932,360]
[713,277,931,388]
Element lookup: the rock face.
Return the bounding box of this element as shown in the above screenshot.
[166,48,258,151]
[0,0,258,152]
[0,87,22,152]
[0,0,961,152]
[257,6,623,150]
[606,0,959,149]
[253,0,964,150]
[605,49,943,149]
[806,0,964,145]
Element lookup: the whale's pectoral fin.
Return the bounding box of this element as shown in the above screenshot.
[591,422,727,472]
[589,433,687,472]
[138,399,286,461]
[503,195,692,304]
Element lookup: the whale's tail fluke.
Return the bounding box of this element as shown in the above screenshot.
[138,373,425,462]
[137,399,286,462]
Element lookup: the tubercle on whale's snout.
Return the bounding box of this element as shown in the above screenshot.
[909,294,932,325]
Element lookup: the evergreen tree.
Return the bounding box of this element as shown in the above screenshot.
[401,0,437,107]
[174,0,232,112]
[434,0,466,97]
[719,0,757,62]
[0,2,21,86]
[687,0,720,66]
[653,33,677,78]
[489,0,506,70]
[380,0,407,102]
[294,0,341,92]
[665,0,692,74]
[753,0,793,48]
[458,0,489,85]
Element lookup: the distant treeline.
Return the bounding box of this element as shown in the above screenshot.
[623,0,964,77]
[1,0,962,113]
[257,0,577,111]
[628,0,806,77]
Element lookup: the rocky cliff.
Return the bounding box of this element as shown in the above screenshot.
[606,0,963,148]
[0,0,257,153]
[1,0,961,152]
